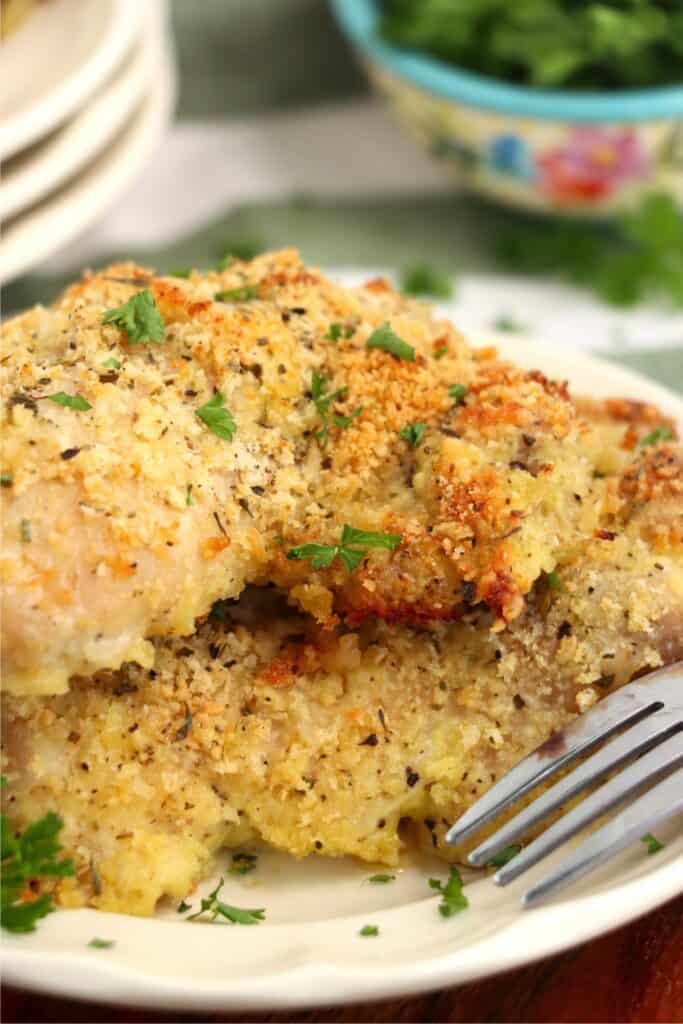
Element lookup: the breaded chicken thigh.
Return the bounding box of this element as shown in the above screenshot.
[0,253,633,693]
[3,443,681,915]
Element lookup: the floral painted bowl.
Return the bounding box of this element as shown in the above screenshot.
[330,0,683,216]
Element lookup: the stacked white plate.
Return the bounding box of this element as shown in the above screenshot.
[0,0,176,283]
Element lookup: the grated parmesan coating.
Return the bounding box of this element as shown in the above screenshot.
[2,253,618,694]
[3,444,681,916]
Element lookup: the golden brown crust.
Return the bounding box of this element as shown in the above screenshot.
[0,253,622,692]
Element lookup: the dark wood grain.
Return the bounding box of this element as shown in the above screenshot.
[4,895,682,1023]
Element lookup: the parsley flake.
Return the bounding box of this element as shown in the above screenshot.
[640,426,674,447]
[359,924,379,937]
[494,315,524,333]
[209,598,232,623]
[20,519,31,544]
[186,483,194,507]
[448,384,468,405]
[434,342,448,359]
[0,473,12,487]
[641,833,664,855]
[46,392,91,411]
[401,263,454,299]
[102,357,122,369]
[215,285,259,302]
[487,844,521,868]
[218,237,265,268]
[399,422,425,449]
[367,873,395,884]
[177,899,193,913]
[1,804,74,933]
[102,290,164,345]
[326,323,354,341]
[230,852,258,876]
[186,878,265,925]
[366,323,415,361]
[311,370,361,448]
[88,938,115,949]
[545,569,561,589]
[195,392,237,441]
[287,524,402,574]
[429,867,469,918]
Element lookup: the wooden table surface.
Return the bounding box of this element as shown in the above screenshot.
[4,894,682,1023]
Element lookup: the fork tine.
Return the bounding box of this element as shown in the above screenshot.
[445,679,663,848]
[467,711,679,867]
[523,764,683,908]
[494,731,683,886]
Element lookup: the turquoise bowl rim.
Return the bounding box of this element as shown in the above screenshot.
[330,0,683,122]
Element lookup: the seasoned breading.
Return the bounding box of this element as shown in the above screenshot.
[2,253,610,694]
[4,446,681,916]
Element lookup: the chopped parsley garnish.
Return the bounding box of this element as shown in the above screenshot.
[641,833,664,855]
[640,425,674,447]
[0,473,12,487]
[429,867,469,918]
[102,357,122,369]
[186,878,265,925]
[448,384,468,405]
[496,193,683,309]
[230,852,258,876]
[311,370,361,448]
[195,392,237,441]
[286,524,402,574]
[46,392,91,411]
[186,483,194,507]
[88,938,115,949]
[487,844,521,868]
[326,323,354,342]
[102,290,164,345]
[545,569,561,589]
[434,342,448,359]
[401,262,454,299]
[367,873,395,884]
[1,802,74,933]
[218,237,265,268]
[215,285,259,302]
[20,519,31,544]
[209,598,232,623]
[494,315,524,333]
[366,323,415,362]
[359,924,379,937]
[177,899,193,913]
[399,422,425,449]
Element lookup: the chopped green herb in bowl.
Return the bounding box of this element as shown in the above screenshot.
[331,2,683,216]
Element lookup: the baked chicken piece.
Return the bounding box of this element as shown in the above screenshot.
[2,253,614,695]
[3,443,681,916]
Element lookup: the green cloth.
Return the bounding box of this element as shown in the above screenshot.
[170,0,365,118]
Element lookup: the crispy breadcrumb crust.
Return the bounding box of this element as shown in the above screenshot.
[2,253,617,694]
[3,445,681,916]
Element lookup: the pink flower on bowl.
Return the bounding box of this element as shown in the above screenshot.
[538,127,650,204]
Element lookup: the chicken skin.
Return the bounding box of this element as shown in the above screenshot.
[0,252,631,694]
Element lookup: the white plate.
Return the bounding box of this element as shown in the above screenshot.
[2,328,682,1012]
[0,0,143,161]
[0,18,158,222]
[0,33,175,284]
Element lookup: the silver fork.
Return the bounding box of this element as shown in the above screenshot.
[445,661,683,907]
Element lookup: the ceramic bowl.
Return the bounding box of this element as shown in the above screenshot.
[331,0,683,215]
